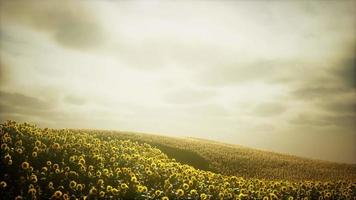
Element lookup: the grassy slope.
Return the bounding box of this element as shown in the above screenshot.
[87,130,356,181]
[2,121,356,199]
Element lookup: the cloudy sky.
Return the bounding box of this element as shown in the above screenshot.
[0,0,355,163]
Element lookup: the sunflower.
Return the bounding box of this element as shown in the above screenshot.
[53,164,59,170]
[28,188,37,196]
[52,143,60,150]
[69,180,77,189]
[14,196,23,200]
[76,184,83,191]
[97,179,104,185]
[200,193,207,200]
[176,189,184,197]
[16,148,23,154]
[89,187,98,195]
[1,143,7,150]
[131,176,138,183]
[48,182,54,189]
[106,185,113,193]
[219,192,224,199]
[112,188,119,195]
[120,183,129,190]
[190,189,198,196]
[0,181,7,188]
[35,140,41,146]
[155,190,162,196]
[21,161,30,170]
[30,174,38,183]
[183,183,189,190]
[53,190,62,198]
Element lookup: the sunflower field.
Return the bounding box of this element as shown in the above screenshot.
[1,121,355,199]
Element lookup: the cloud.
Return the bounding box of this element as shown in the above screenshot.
[253,102,287,117]
[188,103,229,117]
[0,0,105,50]
[290,113,356,129]
[318,98,356,115]
[199,61,277,86]
[164,87,217,105]
[292,86,348,100]
[291,63,355,101]
[0,61,11,85]
[0,90,58,124]
[0,90,125,129]
[63,95,87,106]
[0,90,54,111]
[331,53,356,89]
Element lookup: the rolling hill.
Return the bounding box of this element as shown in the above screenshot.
[88,130,356,182]
[1,121,355,199]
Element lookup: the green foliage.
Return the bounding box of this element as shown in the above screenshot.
[1,121,355,199]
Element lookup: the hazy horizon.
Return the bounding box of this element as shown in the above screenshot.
[0,0,355,163]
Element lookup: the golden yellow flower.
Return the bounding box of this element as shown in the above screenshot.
[200,193,207,200]
[48,182,54,188]
[16,148,23,154]
[97,179,104,185]
[30,174,37,183]
[0,181,7,188]
[69,180,77,189]
[89,187,98,195]
[63,194,69,200]
[35,140,41,147]
[0,143,7,150]
[183,183,189,190]
[99,191,105,198]
[33,146,39,152]
[15,196,23,200]
[154,190,162,196]
[52,143,60,150]
[96,171,101,177]
[76,184,83,191]
[219,192,224,198]
[53,190,62,198]
[106,185,113,193]
[21,161,30,170]
[112,188,119,195]
[4,154,11,161]
[79,158,86,165]
[28,188,36,195]
[176,189,184,197]
[131,176,138,182]
[190,189,198,196]
[53,164,59,170]
[121,183,129,190]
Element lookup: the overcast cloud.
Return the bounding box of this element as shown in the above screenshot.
[0,0,355,163]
